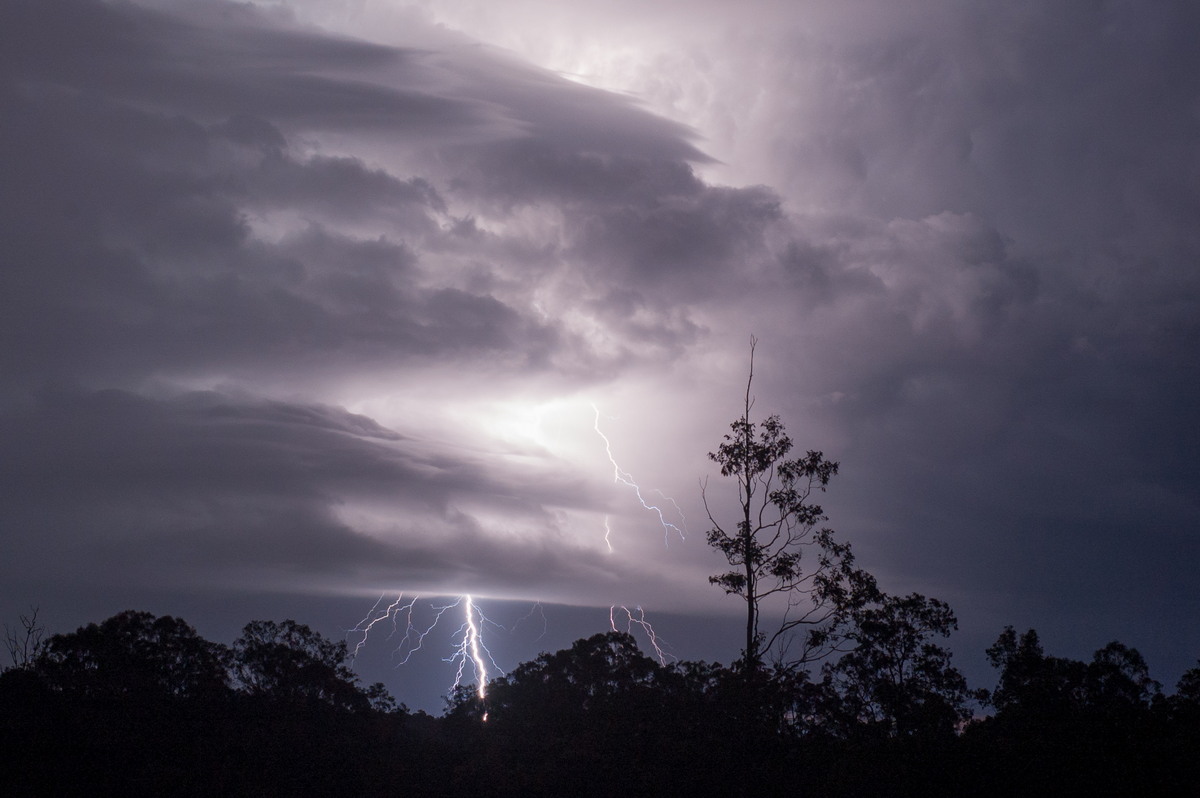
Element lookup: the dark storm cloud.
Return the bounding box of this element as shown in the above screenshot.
[1,0,748,619]
[0,387,621,597]
[0,0,478,134]
[5,0,1199,700]
[675,0,1200,673]
[0,76,556,384]
[438,138,785,358]
[770,203,1200,627]
[775,225,1200,677]
[596,185,778,279]
[0,0,735,387]
[444,139,775,287]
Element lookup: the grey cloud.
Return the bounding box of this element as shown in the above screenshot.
[445,140,706,209]
[437,139,786,355]
[0,0,482,135]
[7,0,1199,697]
[0,94,558,385]
[1,0,730,389]
[247,154,447,223]
[773,2,1200,264]
[567,184,782,291]
[0,387,621,597]
[208,114,448,223]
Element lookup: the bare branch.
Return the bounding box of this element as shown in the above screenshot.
[4,606,46,671]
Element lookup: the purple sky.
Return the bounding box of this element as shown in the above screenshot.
[3,0,1199,711]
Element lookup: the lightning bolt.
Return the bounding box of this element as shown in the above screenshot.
[352,594,678,706]
[347,404,685,704]
[513,601,548,641]
[592,403,687,546]
[348,593,505,700]
[610,605,673,665]
[449,595,504,699]
[347,593,418,659]
[651,489,687,529]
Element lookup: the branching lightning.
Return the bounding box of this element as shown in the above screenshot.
[592,403,687,546]
[610,605,673,664]
[450,595,504,699]
[348,593,419,660]
[513,601,548,641]
[349,403,685,704]
[348,593,505,699]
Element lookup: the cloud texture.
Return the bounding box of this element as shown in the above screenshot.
[3,0,1199,704]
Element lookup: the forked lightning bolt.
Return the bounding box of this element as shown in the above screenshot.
[349,405,684,702]
[352,595,675,699]
[513,601,548,641]
[348,593,420,660]
[348,593,505,699]
[610,605,673,664]
[452,595,501,699]
[592,404,687,545]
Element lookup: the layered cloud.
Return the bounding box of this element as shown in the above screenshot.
[0,0,763,614]
[2,0,1199,688]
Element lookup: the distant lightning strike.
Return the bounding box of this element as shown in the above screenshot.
[348,593,419,659]
[352,594,675,699]
[451,595,502,699]
[610,605,673,664]
[513,601,548,641]
[591,403,686,546]
[349,403,683,703]
[348,593,504,699]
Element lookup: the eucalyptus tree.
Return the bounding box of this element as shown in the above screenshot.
[704,339,874,671]
[820,592,978,737]
[34,610,230,699]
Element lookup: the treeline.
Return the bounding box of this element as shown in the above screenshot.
[3,610,1199,796]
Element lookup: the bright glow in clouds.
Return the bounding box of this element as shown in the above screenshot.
[8,0,1200,712]
[347,399,689,692]
[592,403,687,545]
[289,0,773,188]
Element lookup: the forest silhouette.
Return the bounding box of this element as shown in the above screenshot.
[0,259,1182,791]
[3,606,1200,796]
[6,380,1200,796]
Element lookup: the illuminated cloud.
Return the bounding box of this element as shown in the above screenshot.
[2,0,1199,707]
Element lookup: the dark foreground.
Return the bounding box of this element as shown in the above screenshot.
[4,611,1199,797]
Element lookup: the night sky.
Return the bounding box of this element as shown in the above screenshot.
[3,0,1199,712]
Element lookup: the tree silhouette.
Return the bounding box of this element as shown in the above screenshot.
[3,607,46,671]
[703,338,873,671]
[458,631,662,722]
[231,619,381,712]
[35,610,229,699]
[968,628,1180,796]
[983,627,1160,720]
[1086,640,1159,711]
[8,604,1200,796]
[820,592,978,737]
[1174,662,1200,705]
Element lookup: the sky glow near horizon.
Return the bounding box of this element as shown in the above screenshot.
[2,0,1199,709]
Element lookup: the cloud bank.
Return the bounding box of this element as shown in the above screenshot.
[3,0,1199,696]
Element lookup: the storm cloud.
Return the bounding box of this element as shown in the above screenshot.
[3,0,1199,708]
